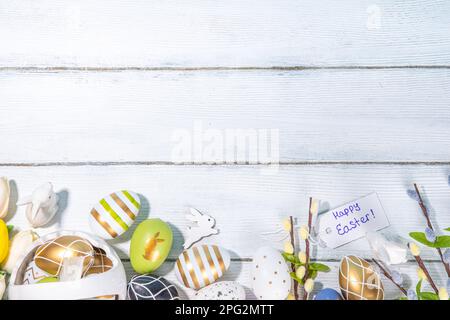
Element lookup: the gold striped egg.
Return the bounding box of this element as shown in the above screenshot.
[34,235,95,276]
[175,245,230,289]
[89,190,141,239]
[339,255,384,300]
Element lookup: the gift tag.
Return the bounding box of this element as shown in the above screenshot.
[316,193,390,249]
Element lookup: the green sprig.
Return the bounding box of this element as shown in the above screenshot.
[283,255,330,284]
[309,262,331,272]
[416,279,422,297]
[289,272,304,285]
[410,232,450,248]
[282,253,299,264]
[419,292,439,300]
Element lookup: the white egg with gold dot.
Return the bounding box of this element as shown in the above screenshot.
[251,247,291,300]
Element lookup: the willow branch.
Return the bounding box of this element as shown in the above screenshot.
[410,250,439,294]
[371,259,407,295]
[413,184,450,277]
[302,197,313,300]
[289,215,299,300]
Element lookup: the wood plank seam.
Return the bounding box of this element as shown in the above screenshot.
[1,66,450,73]
[1,161,450,167]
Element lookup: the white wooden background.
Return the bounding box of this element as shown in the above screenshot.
[1,0,450,299]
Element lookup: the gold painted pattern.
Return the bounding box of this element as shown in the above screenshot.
[203,245,219,281]
[84,247,113,276]
[34,236,94,276]
[193,246,210,286]
[176,245,229,289]
[176,259,189,288]
[91,208,118,238]
[22,265,47,285]
[111,192,136,220]
[212,245,225,275]
[339,255,384,300]
[183,251,200,289]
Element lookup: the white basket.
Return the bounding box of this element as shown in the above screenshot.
[8,230,127,300]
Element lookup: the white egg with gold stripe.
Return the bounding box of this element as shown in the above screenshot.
[89,190,141,239]
[175,245,230,290]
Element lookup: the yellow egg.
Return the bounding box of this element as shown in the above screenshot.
[339,255,384,300]
[34,235,94,276]
[0,219,9,264]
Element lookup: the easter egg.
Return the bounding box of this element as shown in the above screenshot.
[251,247,290,300]
[34,235,95,276]
[0,219,9,264]
[194,281,246,300]
[89,190,141,239]
[339,255,384,300]
[83,247,113,276]
[22,260,51,284]
[130,219,173,274]
[175,245,230,289]
[127,274,179,300]
[314,288,343,300]
[37,277,59,284]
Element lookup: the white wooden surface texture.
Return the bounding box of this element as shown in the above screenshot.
[0,0,449,300]
[1,69,450,163]
[0,0,449,67]
[3,165,450,262]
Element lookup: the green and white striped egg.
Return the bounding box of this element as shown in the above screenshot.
[89,190,141,239]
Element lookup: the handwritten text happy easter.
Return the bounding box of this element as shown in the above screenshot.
[332,202,376,236]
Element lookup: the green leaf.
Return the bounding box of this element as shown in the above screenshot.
[309,270,318,280]
[445,227,450,232]
[419,292,439,300]
[398,297,408,300]
[416,280,422,298]
[434,235,450,248]
[410,232,450,248]
[289,272,304,285]
[309,262,331,272]
[282,253,299,264]
[6,224,13,234]
[410,232,435,247]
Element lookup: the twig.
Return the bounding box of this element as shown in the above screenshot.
[302,197,313,300]
[371,259,407,295]
[413,184,450,277]
[289,215,298,300]
[409,245,439,294]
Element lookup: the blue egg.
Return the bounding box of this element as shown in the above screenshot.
[314,288,343,300]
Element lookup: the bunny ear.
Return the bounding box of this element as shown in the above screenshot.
[189,207,203,217]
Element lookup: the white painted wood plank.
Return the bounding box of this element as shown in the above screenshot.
[1,0,449,67]
[3,165,450,261]
[1,69,450,163]
[123,260,448,300]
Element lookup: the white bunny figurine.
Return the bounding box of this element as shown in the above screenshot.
[17,182,59,228]
[183,208,219,249]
